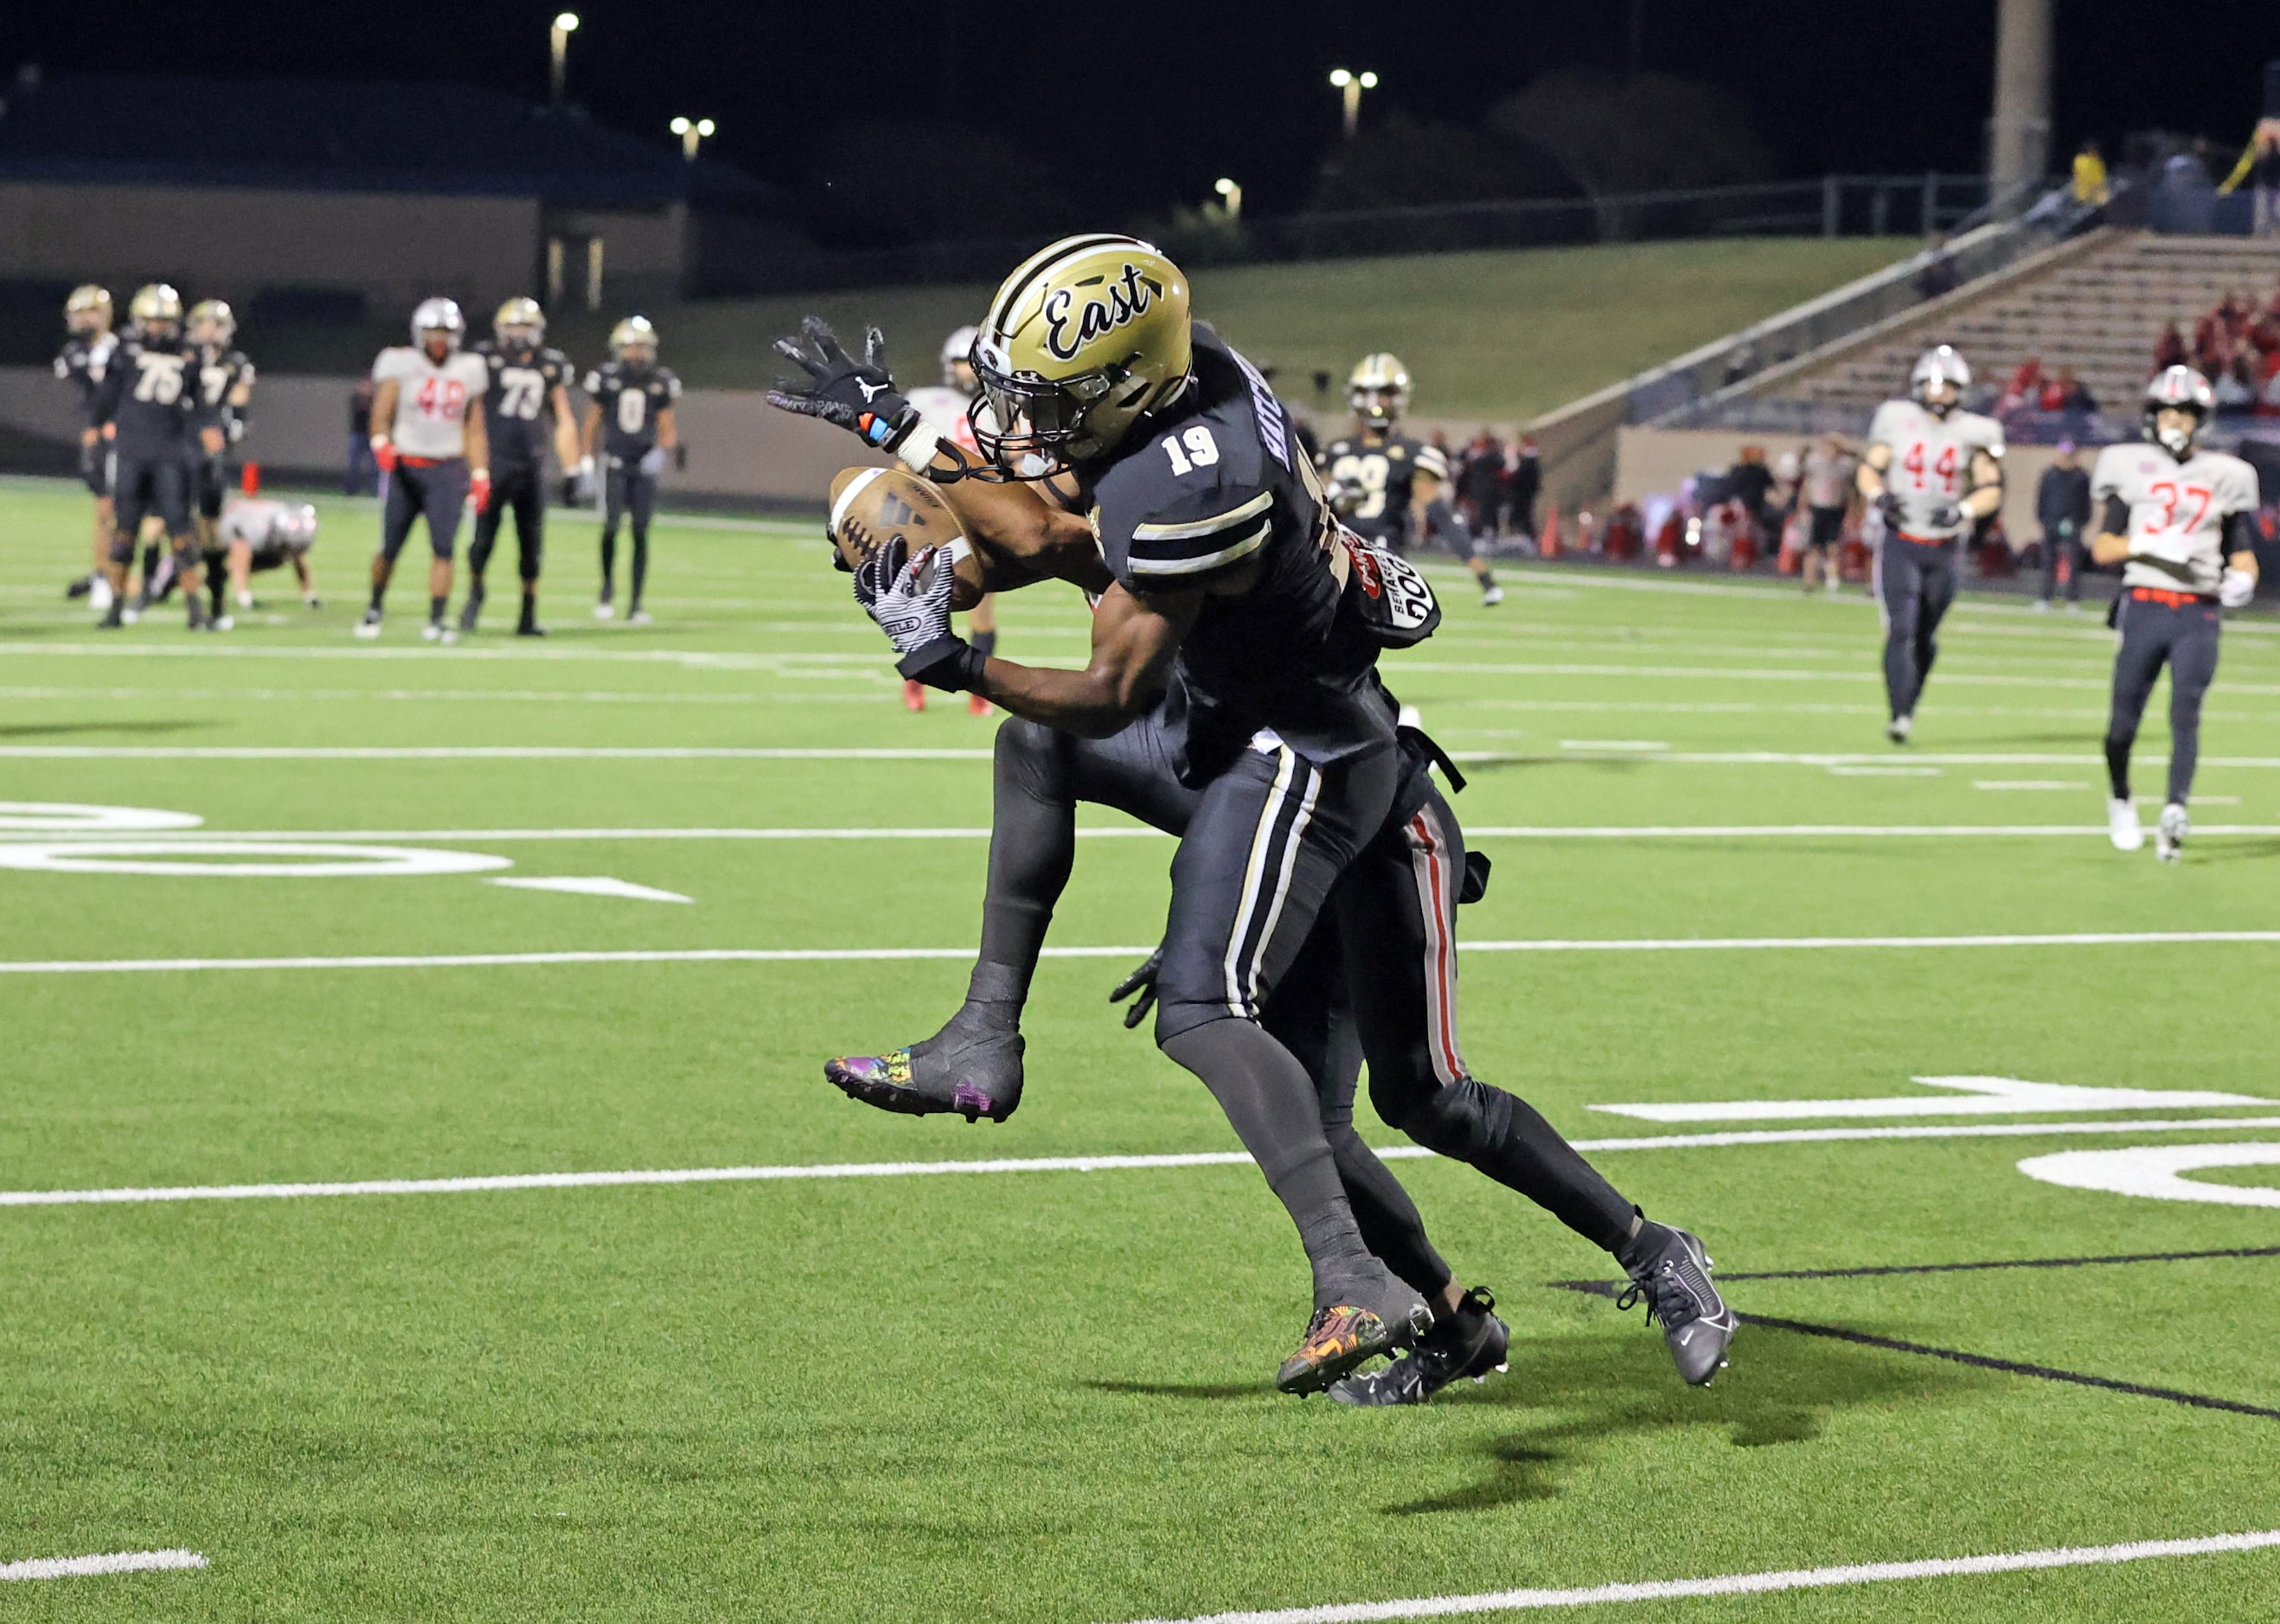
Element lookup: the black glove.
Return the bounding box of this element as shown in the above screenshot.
[1925,501,1963,529]
[1109,947,1164,1030]
[1875,489,1905,527]
[766,316,920,454]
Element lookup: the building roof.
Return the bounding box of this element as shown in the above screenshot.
[0,72,781,213]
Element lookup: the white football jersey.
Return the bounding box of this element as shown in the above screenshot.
[2091,440,2260,596]
[1866,399,2005,540]
[372,345,490,458]
[216,498,311,552]
[904,385,982,457]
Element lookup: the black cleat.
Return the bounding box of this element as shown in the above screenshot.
[458,585,484,634]
[1277,1278,1431,1397]
[66,573,94,600]
[824,1002,1025,1122]
[97,600,124,630]
[1329,1287,1509,1406]
[1617,1223,1737,1385]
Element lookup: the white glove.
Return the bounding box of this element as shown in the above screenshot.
[638,445,668,478]
[2220,566,2257,609]
[853,539,957,656]
[2129,528,2195,565]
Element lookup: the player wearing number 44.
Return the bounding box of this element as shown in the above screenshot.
[1856,345,2005,745]
[362,297,491,643]
[2089,367,2261,862]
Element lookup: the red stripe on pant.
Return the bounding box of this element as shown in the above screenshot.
[1407,808,1465,1085]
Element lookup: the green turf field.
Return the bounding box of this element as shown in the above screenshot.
[5,476,2280,1621]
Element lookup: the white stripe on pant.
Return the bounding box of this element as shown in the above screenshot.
[1221,745,1319,1020]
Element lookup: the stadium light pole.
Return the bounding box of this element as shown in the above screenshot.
[1328,68,1378,138]
[550,12,580,106]
[1214,176,1243,221]
[671,117,716,162]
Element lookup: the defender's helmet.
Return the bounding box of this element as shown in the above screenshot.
[2143,364,2215,457]
[410,297,465,349]
[493,297,546,346]
[1348,353,1411,425]
[276,502,319,548]
[971,233,1192,472]
[187,299,235,346]
[65,285,112,332]
[940,323,979,392]
[1910,345,1970,415]
[609,316,657,362]
[129,283,183,335]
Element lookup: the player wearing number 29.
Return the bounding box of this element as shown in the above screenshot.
[581,316,680,625]
[2090,367,2260,861]
[1857,345,2004,744]
[362,297,491,643]
[462,297,580,637]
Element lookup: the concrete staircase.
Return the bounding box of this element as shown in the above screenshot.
[1766,233,2280,417]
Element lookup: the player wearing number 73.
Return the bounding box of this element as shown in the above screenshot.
[2088,366,2260,861]
[461,297,581,637]
[1856,345,2005,745]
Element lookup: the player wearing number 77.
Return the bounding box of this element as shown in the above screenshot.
[1856,345,2005,745]
[360,297,491,643]
[2088,366,2260,861]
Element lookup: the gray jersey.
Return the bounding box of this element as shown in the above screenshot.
[1866,399,2004,540]
[372,345,490,459]
[2091,441,2259,596]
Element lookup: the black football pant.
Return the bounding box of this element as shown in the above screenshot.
[380,458,469,563]
[195,455,227,521]
[2105,592,2220,808]
[2040,528,2084,604]
[1878,536,1958,720]
[601,460,656,607]
[108,450,194,562]
[470,464,546,585]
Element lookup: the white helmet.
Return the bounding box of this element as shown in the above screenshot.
[2143,365,2215,457]
[277,503,319,547]
[940,324,979,390]
[1909,345,1969,415]
[410,297,465,348]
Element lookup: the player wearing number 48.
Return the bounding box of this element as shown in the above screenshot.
[361,297,491,643]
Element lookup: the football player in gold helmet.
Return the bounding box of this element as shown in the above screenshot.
[56,285,118,610]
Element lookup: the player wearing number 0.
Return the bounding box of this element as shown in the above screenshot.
[88,285,219,630]
[582,316,680,625]
[1857,346,2004,743]
[462,298,580,636]
[1320,355,1502,606]
[2089,367,2260,861]
[901,325,1001,713]
[362,298,491,643]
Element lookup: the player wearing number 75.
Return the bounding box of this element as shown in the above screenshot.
[2087,366,2261,861]
[360,297,491,643]
[1855,345,2005,745]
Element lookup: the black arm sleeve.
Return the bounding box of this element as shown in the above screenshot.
[2101,496,2130,536]
[2225,509,2259,556]
[88,355,125,426]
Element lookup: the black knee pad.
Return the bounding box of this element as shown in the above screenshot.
[107,536,135,566]
[1393,1077,1509,1160]
[993,715,1074,801]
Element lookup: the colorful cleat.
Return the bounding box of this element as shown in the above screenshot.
[1329,1287,1508,1406]
[1617,1223,1737,1386]
[1276,1295,1427,1396]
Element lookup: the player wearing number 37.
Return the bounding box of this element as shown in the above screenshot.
[2089,366,2261,861]
[361,297,491,643]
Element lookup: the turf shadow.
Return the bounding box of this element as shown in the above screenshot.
[0,718,215,738]
[1082,1380,1263,1402]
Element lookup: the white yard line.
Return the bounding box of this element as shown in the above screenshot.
[1115,1528,2280,1623]
[12,1118,2280,1207]
[0,1549,207,1582]
[10,932,2280,975]
[11,823,2280,844]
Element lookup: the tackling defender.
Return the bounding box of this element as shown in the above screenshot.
[54,285,118,611]
[463,297,580,636]
[772,235,1733,1394]
[2090,367,2261,860]
[1320,354,1503,606]
[583,316,680,626]
[1857,346,2004,743]
[900,324,1000,713]
[361,298,491,643]
[89,285,218,630]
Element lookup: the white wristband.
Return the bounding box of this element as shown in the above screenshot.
[895,424,944,474]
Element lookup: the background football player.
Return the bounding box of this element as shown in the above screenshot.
[897,324,1000,714]
[54,285,118,611]
[461,297,579,636]
[89,285,218,630]
[1320,354,1503,607]
[2090,367,2260,860]
[187,300,253,550]
[581,316,680,626]
[1857,346,2004,744]
[202,496,320,627]
[362,297,491,642]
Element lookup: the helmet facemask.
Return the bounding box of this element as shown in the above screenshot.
[972,342,1168,476]
[1350,384,1405,427]
[2151,405,2204,458]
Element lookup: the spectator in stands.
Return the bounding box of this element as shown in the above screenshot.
[1508,435,1541,540]
[2154,320,2188,373]
[1797,433,1854,596]
[2034,442,2091,611]
[1915,235,1959,300]
[2042,366,2097,432]
[1458,428,1507,538]
[2072,140,2110,208]
[1725,445,1777,547]
[2254,131,2280,238]
[2001,357,2044,417]
[347,375,377,496]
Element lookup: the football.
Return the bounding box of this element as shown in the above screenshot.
[827,465,986,611]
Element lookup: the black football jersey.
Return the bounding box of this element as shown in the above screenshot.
[582,360,681,460]
[54,333,118,426]
[476,341,573,467]
[1082,324,1392,781]
[92,333,204,454]
[192,345,255,440]
[1319,428,1434,548]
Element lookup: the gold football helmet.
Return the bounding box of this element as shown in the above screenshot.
[187,299,235,345]
[971,233,1191,470]
[128,283,183,336]
[1348,353,1410,425]
[609,315,656,362]
[65,284,112,333]
[494,297,546,345]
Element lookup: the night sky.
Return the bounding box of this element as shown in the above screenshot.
[9,2,2280,218]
